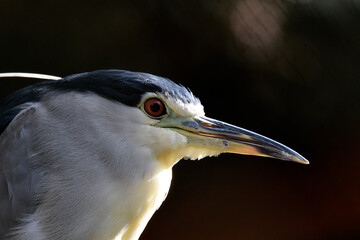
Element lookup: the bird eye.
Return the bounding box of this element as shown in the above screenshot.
[144,98,167,118]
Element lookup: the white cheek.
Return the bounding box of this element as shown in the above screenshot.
[140,126,187,153]
[133,126,186,167]
[136,125,223,168]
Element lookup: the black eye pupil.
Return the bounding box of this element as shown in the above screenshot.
[150,103,160,112]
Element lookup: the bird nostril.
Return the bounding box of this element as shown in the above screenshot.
[222,140,229,147]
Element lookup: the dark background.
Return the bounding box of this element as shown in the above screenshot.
[1,0,360,239]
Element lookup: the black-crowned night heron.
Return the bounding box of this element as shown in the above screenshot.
[0,70,308,240]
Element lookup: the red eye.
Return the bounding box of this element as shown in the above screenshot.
[144,98,166,117]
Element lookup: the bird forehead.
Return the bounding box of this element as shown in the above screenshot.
[163,94,204,117]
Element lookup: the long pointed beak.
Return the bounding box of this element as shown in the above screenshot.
[173,116,309,164]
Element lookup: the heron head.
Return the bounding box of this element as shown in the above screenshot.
[6,69,307,169]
